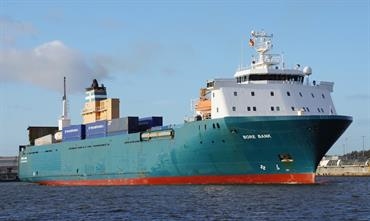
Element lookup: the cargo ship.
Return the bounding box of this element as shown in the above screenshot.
[18,31,352,185]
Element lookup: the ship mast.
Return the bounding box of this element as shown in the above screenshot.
[62,76,67,118]
[58,76,71,130]
[249,30,280,69]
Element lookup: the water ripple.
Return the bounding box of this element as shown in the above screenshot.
[0,177,369,221]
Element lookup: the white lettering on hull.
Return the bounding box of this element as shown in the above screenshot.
[242,134,272,140]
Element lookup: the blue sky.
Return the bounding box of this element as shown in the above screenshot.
[0,0,369,156]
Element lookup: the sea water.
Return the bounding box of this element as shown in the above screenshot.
[0,177,369,220]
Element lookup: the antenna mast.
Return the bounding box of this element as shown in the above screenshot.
[58,76,71,130]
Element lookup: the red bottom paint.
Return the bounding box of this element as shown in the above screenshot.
[39,173,315,186]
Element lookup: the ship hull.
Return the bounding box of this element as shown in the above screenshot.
[18,115,352,185]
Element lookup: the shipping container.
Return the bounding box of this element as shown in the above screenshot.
[62,125,85,141]
[85,133,106,139]
[138,116,163,131]
[86,121,107,138]
[108,117,138,133]
[34,134,56,146]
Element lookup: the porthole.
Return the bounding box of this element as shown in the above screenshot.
[299,92,303,97]
[287,91,291,96]
[311,93,315,98]
[251,91,255,96]
[232,106,236,111]
[270,91,274,96]
[247,106,251,111]
[253,106,257,111]
[234,91,237,96]
[322,94,325,99]
[271,106,275,111]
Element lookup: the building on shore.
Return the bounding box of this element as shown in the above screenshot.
[0,156,18,181]
[316,155,370,176]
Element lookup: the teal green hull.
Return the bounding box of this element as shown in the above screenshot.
[18,115,352,185]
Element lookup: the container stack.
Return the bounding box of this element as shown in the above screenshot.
[108,117,139,135]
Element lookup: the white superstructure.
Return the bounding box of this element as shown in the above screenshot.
[194,30,337,120]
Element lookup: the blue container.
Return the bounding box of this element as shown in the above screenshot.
[139,116,163,130]
[86,121,107,138]
[63,125,85,141]
[86,133,106,139]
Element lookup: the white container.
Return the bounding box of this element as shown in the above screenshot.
[34,134,55,146]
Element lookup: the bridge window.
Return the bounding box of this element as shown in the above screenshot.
[247,74,304,82]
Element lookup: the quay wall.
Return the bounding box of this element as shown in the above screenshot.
[316,165,370,176]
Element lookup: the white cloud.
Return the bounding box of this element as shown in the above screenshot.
[0,40,110,93]
[0,16,181,93]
